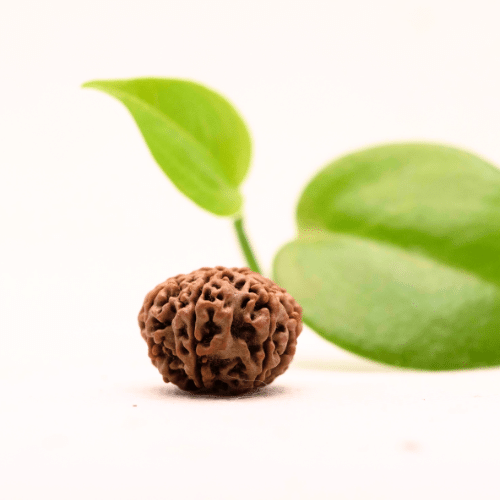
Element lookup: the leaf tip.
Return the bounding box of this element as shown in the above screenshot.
[81,80,106,91]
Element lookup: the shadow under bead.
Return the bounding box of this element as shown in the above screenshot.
[138,266,303,395]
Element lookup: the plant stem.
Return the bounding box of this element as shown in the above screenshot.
[233,217,262,275]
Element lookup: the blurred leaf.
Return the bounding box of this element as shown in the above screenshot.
[274,143,500,369]
[83,78,252,216]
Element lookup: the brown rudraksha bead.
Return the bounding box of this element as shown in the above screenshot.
[138,266,303,395]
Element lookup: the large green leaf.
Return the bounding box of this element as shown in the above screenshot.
[83,78,252,216]
[273,143,500,369]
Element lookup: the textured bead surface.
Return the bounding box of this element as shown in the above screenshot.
[138,266,303,395]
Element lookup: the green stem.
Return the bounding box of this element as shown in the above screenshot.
[233,217,262,275]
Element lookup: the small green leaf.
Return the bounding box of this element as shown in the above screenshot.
[83,78,252,216]
[273,143,500,369]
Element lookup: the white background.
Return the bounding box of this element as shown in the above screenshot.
[1,1,500,499]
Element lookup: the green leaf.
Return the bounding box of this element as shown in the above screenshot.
[83,78,252,216]
[273,143,500,369]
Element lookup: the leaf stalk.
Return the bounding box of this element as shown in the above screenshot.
[233,217,262,275]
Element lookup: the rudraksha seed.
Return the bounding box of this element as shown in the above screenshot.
[138,266,303,395]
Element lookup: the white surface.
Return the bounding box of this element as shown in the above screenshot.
[2,350,500,500]
[2,1,500,498]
